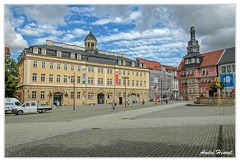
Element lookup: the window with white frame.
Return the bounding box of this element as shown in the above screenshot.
[77,92,81,99]
[71,92,74,99]
[71,65,74,71]
[132,80,134,86]
[64,64,68,70]
[33,61,37,67]
[88,66,94,72]
[127,80,130,86]
[50,62,54,69]
[88,77,94,84]
[191,58,195,63]
[41,48,46,55]
[70,53,75,59]
[88,92,94,99]
[57,51,62,57]
[78,66,81,72]
[107,68,112,74]
[118,79,121,85]
[33,48,38,54]
[32,73,37,82]
[32,91,37,99]
[107,93,112,99]
[98,78,104,85]
[144,81,146,87]
[41,74,45,82]
[42,62,46,68]
[49,74,53,82]
[57,75,61,82]
[107,78,113,85]
[98,67,103,73]
[77,54,81,60]
[40,91,45,99]
[77,76,81,83]
[140,81,142,86]
[64,75,68,83]
[57,64,61,70]
[185,59,189,64]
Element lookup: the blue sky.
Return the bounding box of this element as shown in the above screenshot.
[4,3,236,67]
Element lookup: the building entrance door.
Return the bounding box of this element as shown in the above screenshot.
[119,97,122,105]
[97,93,104,104]
[53,92,63,106]
[130,93,137,103]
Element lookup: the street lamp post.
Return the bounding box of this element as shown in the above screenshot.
[73,72,75,110]
[69,72,75,110]
[122,76,129,107]
[160,78,163,104]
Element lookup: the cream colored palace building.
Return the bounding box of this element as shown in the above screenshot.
[16,30,149,106]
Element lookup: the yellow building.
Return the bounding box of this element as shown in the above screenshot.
[16,30,149,106]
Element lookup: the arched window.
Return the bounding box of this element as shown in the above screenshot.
[70,53,75,59]
[33,47,39,54]
[185,59,189,64]
[77,54,81,60]
[191,58,195,63]
[196,58,200,63]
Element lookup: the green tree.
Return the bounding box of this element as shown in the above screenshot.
[210,80,224,93]
[5,57,19,98]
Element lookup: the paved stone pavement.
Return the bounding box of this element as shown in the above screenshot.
[5,102,235,157]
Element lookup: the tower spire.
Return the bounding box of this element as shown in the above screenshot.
[191,18,194,26]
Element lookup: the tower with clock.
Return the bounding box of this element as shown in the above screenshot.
[183,18,203,68]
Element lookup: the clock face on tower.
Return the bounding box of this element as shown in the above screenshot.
[188,48,192,52]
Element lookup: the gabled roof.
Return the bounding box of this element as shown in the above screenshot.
[176,59,184,71]
[217,47,235,65]
[199,49,224,67]
[162,65,176,71]
[5,47,10,55]
[137,58,161,70]
[177,49,224,70]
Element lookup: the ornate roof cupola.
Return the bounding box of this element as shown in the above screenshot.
[84,27,98,52]
[184,18,203,68]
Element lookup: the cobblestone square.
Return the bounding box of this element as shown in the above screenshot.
[5,102,235,157]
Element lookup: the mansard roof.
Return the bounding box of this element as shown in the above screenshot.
[217,47,235,65]
[28,44,143,68]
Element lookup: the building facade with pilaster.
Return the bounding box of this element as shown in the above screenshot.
[16,30,150,106]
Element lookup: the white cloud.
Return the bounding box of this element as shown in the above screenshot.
[4,7,28,53]
[19,5,69,26]
[93,11,141,25]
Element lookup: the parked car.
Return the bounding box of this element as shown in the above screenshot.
[12,101,52,115]
[5,98,21,113]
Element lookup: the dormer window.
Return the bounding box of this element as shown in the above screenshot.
[77,54,81,60]
[132,61,135,67]
[185,59,189,64]
[191,58,195,63]
[56,50,62,57]
[33,47,39,54]
[41,48,46,55]
[123,60,126,66]
[70,52,75,59]
[118,60,121,65]
[196,58,200,63]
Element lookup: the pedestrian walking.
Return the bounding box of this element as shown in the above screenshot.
[112,100,116,111]
[127,100,130,107]
[142,99,145,105]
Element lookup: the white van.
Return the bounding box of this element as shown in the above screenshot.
[5,98,21,113]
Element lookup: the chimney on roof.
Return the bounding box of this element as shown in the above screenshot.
[46,40,53,46]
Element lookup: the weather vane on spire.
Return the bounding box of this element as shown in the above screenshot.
[90,26,92,31]
[191,18,194,26]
